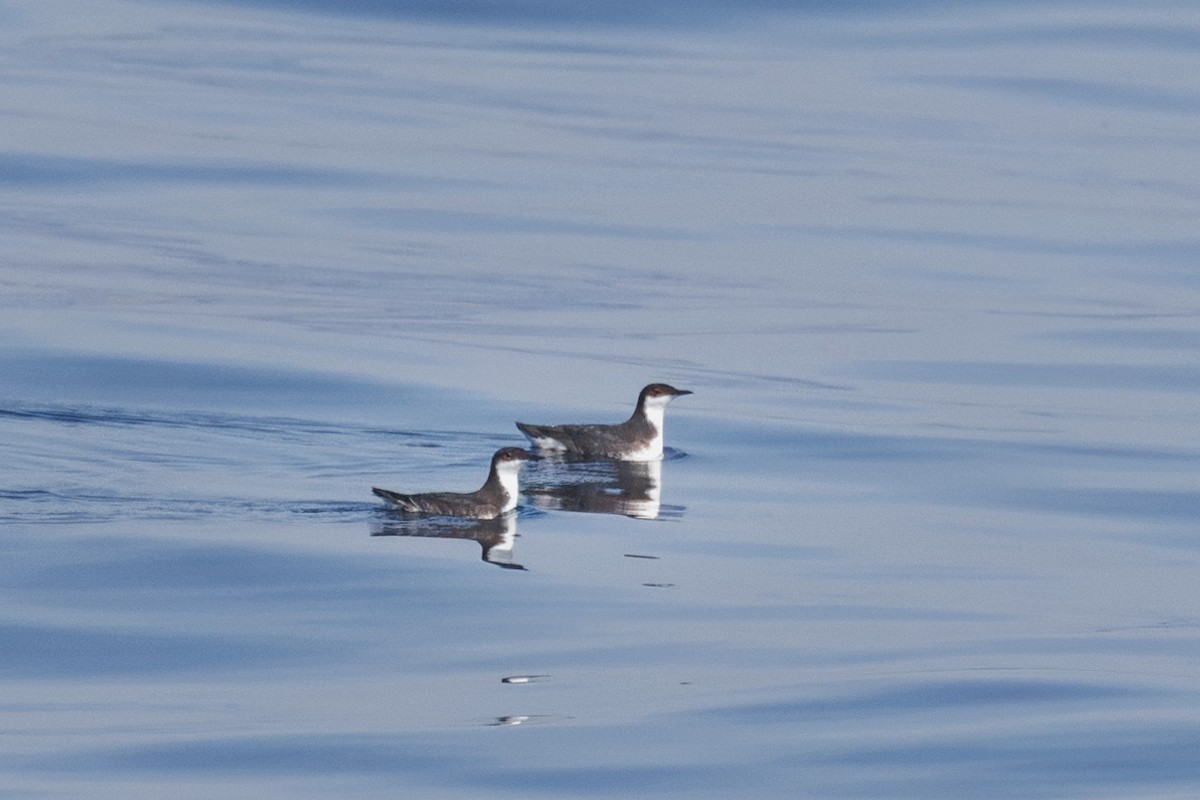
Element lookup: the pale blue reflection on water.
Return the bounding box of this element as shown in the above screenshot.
[2,0,1200,797]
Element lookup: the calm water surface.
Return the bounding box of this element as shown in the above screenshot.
[3,0,1200,797]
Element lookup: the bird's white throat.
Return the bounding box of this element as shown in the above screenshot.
[640,396,670,429]
[637,398,669,456]
[495,460,523,511]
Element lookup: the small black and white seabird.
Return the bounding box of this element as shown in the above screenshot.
[372,447,532,519]
[516,383,692,461]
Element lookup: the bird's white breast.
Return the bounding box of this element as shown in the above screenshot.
[626,403,665,461]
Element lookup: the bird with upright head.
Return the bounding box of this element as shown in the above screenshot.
[515,383,692,461]
[372,447,533,519]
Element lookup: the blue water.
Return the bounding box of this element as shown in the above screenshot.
[3,0,1200,797]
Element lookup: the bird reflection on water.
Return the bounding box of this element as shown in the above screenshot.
[521,454,685,521]
[371,511,525,570]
